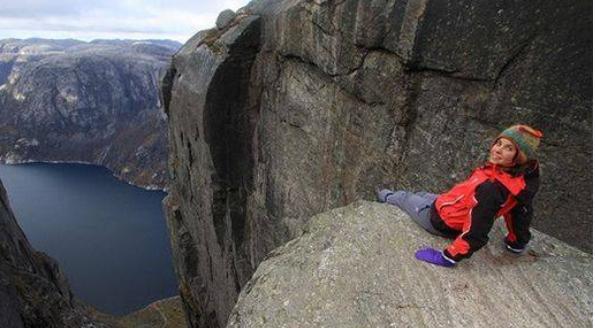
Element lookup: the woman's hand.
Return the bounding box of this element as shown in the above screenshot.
[415,247,456,268]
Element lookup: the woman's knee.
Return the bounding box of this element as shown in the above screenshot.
[376,189,394,203]
[385,190,407,206]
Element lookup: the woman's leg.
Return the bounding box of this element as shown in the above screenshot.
[380,190,443,236]
[414,191,436,200]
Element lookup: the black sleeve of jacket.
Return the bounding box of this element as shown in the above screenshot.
[507,163,540,248]
[445,181,509,261]
[515,162,540,205]
[507,204,533,248]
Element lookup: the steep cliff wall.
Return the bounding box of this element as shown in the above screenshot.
[162,1,591,327]
[0,178,103,327]
[0,39,178,189]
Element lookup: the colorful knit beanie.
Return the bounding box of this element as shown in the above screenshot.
[498,125,543,164]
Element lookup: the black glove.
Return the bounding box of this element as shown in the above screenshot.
[504,238,526,254]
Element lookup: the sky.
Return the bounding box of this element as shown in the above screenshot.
[0,0,252,43]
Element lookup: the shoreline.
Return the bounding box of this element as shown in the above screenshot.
[0,159,168,192]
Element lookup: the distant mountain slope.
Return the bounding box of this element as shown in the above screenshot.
[0,38,181,189]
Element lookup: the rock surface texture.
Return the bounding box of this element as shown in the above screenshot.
[162,1,592,327]
[227,201,592,328]
[0,39,180,189]
[0,178,106,327]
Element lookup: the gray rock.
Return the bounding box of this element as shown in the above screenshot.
[162,0,592,326]
[162,14,262,328]
[216,10,237,30]
[228,201,592,328]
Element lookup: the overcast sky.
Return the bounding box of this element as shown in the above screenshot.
[0,0,252,43]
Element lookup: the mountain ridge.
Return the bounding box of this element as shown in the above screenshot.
[0,38,177,189]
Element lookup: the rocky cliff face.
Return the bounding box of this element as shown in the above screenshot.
[0,178,105,327]
[162,1,592,327]
[228,201,592,328]
[0,38,180,189]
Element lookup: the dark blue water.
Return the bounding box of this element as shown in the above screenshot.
[0,162,178,316]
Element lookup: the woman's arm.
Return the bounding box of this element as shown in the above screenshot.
[504,205,533,252]
[505,163,540,252]
[443,181,508,262]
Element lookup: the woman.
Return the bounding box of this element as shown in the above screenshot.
[377,125,543,267]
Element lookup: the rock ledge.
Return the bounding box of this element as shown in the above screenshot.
[228,201,592,328]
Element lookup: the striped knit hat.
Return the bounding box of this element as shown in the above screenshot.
[498,125,543,164]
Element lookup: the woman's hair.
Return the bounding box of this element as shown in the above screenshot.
[505,159,539,177]
[498,125,543,164]
[487,136,539,176]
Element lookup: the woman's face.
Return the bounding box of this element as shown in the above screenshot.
[489,138,517,167]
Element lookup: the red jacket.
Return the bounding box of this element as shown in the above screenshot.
[430,163,540,262]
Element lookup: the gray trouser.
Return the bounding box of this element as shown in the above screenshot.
[385,190,444,236]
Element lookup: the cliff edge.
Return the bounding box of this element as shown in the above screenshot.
[162,0,592,326]
[228,201,592,327]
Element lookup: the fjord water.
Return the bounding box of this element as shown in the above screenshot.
[0,163,177,316]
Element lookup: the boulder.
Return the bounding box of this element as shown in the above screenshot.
[228,201,592,328]
[216,10,237,30]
